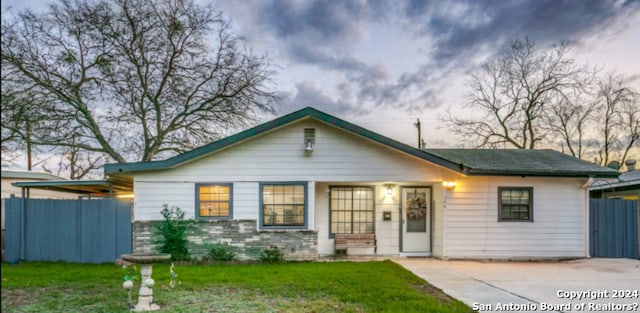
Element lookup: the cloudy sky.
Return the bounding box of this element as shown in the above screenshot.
[3,0,640,148]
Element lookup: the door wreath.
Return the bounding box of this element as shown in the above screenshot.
[406,197,427,219]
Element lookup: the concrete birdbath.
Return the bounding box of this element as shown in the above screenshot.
[121,253,171,311]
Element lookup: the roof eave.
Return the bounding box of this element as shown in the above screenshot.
[466,169,619,178]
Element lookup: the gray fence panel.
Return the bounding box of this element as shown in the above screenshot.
[590,199,639,258]
[3,198,131,263]
[80,200,112,263]
[116,200,133,258]
[29,200,79,262]
[5,198,23,263]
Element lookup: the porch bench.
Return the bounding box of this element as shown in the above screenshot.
[334,233,377,258]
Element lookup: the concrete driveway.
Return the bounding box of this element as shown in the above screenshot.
[394,258,640,313]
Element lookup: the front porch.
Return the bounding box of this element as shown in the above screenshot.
[313,182,440,258]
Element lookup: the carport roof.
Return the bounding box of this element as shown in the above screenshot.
[1,169,67,180]
[12,179,133,197]
[589,169,640,191]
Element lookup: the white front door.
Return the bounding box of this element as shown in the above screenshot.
[401,187,431,253]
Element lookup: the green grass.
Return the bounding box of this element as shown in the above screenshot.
[1,260,473,313]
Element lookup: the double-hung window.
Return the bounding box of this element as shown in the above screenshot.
[196,183,232,219]
[498,187,533,221]
[330,186,374,236]
[261,183,307,227]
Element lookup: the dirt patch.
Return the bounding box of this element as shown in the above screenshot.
[1,288,32,307]
[411,283,457,302]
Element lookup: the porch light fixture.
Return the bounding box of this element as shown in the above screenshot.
[442,181,457,190]
[304,140,313,154]
[385,185,393,196]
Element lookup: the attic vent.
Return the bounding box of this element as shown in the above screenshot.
[304,128,315,144]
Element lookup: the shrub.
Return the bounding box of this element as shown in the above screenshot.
[259,245,285,263]
[206,242,237,262]
[155,205,193,261]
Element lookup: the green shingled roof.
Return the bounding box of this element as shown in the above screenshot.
[104,106,618,179]
[426,149,618,178]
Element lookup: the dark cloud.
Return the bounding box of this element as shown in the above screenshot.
[282,81,370,116]
[420,0,640,64]
[285,42,390,106]
[382,0,640,110]
[219,0,640,115]
[259,0,369,43]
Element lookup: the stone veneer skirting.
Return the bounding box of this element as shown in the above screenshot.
[132,220,318,261]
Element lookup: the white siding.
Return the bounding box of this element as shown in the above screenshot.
[443,176,589,259]
[431,184,445,258]
[233,182,259,220]
[133,181,194,221]
[133,119,454,221]
[375,185,401,255]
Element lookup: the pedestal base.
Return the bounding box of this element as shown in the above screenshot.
[119,254,171,312]
[133,304,160,312]
[133,264,158,311]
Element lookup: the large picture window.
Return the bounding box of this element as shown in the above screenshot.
[330,186,374,236]
[498,187,533,221]
[261,183,306,227]
[196,183,232,218]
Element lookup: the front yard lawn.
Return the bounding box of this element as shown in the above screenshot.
[1,260,472,313]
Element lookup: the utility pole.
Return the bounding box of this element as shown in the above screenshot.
[414,118,422,149]
[26,124,32,171]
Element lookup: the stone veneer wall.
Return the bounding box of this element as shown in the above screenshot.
[132,220,318,261]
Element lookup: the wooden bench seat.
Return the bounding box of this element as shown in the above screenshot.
[334,233,377,257]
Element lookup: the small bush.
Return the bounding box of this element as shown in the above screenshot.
[155,205,193,261]
[259,245,285,263]
[206,242,237,262]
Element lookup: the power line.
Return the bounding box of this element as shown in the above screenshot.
[347,116,440,120]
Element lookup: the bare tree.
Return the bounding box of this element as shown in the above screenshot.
[2,85,104,178]
[0,88,51,170]
[592,74,639,167]
[544,87,597,159]
[1,0,282,167]
[41,145,105,179]
[444,39,593,149]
